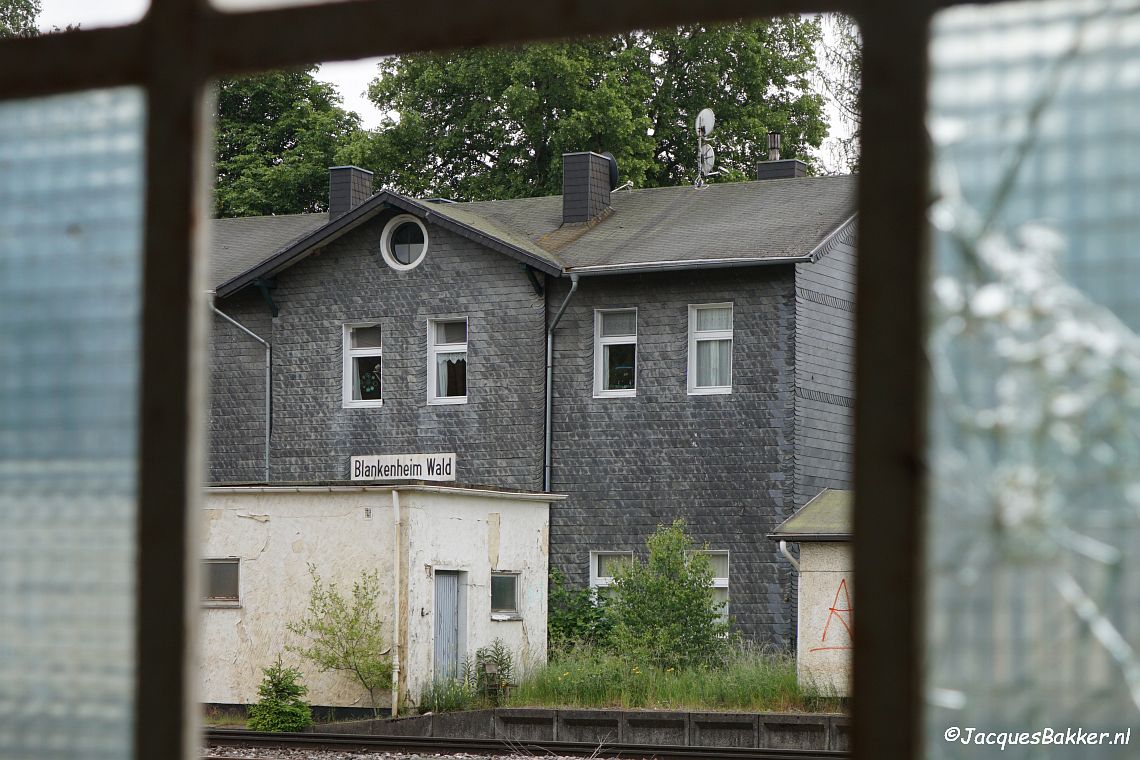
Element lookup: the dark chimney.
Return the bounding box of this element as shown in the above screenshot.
[756,132,807,181]
[562,152,613,224]
[329,166,374,219]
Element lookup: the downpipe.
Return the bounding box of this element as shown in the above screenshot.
[544,274,579,492]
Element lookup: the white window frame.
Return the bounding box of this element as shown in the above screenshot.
[589,551,634,600]
[687,303,733,395]
[379,213,430,271]
[203,557,240,608]
[593,308,638,398]
[690,549,730,622]
[490,571,521,620]
[343,323,384,408]
[428,317,468,405]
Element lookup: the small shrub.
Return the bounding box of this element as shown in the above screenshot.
[465,639,515,704]
[418,676,478,713]
[247,657,313,732]
[608,520,731,670]
[548,568,613,652]
[287,565,393,716]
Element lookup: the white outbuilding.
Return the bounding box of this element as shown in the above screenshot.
[769,489,853,697]
[200,483,561,713]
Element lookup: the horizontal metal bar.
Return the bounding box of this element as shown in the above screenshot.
[0,0,853,98]
[207,727,848,759]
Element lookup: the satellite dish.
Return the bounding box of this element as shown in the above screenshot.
[695,108,716,137]
[700,144,716,175]
[602,151,619,190]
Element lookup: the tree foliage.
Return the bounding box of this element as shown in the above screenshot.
[548,567,613,653]
[345,19,827,201]
[0,0,39,38]
[286,566,392,716]
[247,656,313,732]
[607,520,731,670]
[214,67,362,217]
[818,13,861,172]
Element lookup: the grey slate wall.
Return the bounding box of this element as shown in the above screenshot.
[793,225,857,508]
[547,268,798,645]
[208,211,546,489]
[208,288,272,484]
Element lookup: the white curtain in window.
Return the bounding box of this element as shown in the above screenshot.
[696,306,731,331]
[696,339,731,387]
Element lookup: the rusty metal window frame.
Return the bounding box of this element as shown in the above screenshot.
[0,0,944,757]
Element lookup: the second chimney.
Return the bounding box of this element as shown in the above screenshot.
[756,131,807,181]
[329,166,374,219]
[562,152,613,224]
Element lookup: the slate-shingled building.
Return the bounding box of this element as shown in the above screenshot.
[205,152,856,676]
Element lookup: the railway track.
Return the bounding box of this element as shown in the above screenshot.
[206,727,848,760]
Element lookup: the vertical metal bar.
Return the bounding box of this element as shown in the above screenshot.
[134,2,209,759]
[851,3,933,759]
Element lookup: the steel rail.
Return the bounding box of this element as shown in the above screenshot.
[206,727,848,759]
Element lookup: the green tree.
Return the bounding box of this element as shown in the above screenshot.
[214,67,362,217]
[247,656,313,732]
[286,566,392,716]
[346,19,826,201]
[0,0,40,38]
[608,520,730,670]
[818,13,861,172]
[547,567,613,653]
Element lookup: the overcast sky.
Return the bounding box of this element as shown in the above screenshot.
[37,0,387,128]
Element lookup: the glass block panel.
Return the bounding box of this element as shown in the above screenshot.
[350,324,381,348]
[0,88,144,760]
[600,310,636,337]
[927,1,1140,755]
[490,574,517,612]
[695,306,732,332]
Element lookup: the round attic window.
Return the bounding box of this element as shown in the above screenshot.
[380,214,429,270]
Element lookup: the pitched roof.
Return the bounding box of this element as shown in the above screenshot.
[441,174,858,272]
[768,488,852,542]
[209,213,328,291]
[209,174,857,294]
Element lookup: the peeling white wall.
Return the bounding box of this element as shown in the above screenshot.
[200,488,550,709]
[796,542,852,697]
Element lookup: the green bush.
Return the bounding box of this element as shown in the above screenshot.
[548,567,613,653]
[418,676,478,713]
[287,566,393,716]
[247,657,313,732]
[509,645,840,713]
[608,520,731,670]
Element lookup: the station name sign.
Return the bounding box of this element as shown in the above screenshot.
[350,453,456,482]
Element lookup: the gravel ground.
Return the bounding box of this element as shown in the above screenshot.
[204,747,621,759]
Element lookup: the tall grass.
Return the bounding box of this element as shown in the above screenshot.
[508,645,843,713]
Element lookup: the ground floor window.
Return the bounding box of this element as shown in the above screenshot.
[203,558,240,605]
[490,572,519,619]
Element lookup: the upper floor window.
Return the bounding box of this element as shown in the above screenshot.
[343,323,383,407]
[380,214,429,271]
[428,318,468,404]
[688,304,733,395]
[594,309,637,397]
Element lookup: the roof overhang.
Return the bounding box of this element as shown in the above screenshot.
[768,488,853,542]
[567,254,812,276]
[214,190,564,298]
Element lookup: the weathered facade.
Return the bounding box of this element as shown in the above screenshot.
[204,155,858,701]
[201,486,555,707]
